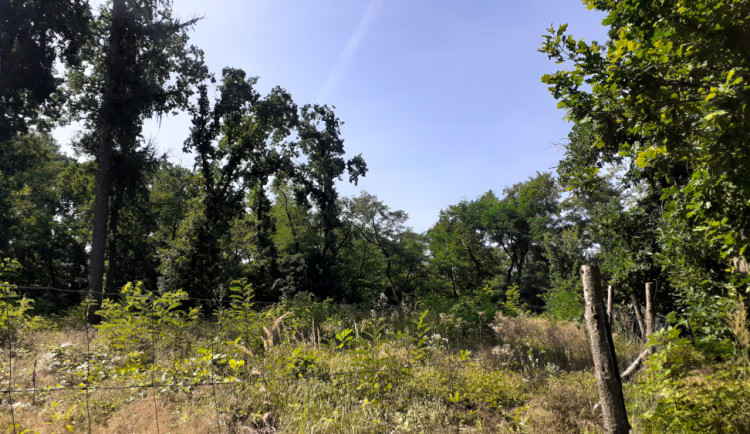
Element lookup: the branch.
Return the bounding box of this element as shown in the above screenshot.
[620,348,651,382]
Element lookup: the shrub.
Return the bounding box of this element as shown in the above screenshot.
[96,282,199,352]
[633,326,750,433]
[1,258,42,345]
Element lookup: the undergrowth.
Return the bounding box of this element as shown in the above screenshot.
[0,282,747,433]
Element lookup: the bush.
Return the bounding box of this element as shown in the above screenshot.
[96,282,199,352]
[633,326,750,433]
[1,258,43,345]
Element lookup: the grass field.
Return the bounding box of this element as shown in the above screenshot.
[2,290,748,433]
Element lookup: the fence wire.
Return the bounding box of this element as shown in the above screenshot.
[1,283,473,433]
[1,282,660,433]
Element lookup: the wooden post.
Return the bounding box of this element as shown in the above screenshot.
[645,282,655,354]
[607,285,614,327]
[644,282,655,336]
[582,265,630,434]
[630,293,647,339]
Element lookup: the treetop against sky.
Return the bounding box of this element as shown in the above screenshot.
[55,0,608,232]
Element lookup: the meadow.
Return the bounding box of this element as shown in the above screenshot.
[8,282,747,433]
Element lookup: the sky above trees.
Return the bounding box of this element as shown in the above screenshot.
[55,0,609,232]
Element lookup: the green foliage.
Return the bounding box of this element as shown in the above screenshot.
[500,285,525,317]
[410,309,431,360]
[0,0,90,142]
[541,0,750,340]
[342,192,425,304]
[634,327,750,433]
[285,347,321,377]
[543,279,583,322]
[542,227,585,321]
[1,259,36,344]
[334,328,354,349]
[218,279,261,350]
[0,135,89,292]
[425,173,558,307]
[95,282,199,351]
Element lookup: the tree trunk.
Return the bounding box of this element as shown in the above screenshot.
[105,189,124,294]
[581,265,630,434]
[88,0,125,304]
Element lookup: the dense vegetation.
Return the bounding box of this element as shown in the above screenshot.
[2,0,749,432]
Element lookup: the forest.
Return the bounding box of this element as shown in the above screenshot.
[2,0,750,432]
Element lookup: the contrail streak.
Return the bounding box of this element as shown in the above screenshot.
[317,0,383,103]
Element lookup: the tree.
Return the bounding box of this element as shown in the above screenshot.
[344,192,425,304]
[0,0,90,143]
[159,68,298,299]
[290,104,367,299]
[541,0,750,338]
[427,197,498,298]
[67,0,205,297]
[482,173,559,306]
[0,134,91,312]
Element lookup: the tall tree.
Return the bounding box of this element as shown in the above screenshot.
[159,68,297,298]
[344,192,424,303]
[427,196,498,298]
[291,104,367,299]
[0,133,89,297]
[66,0,205,296]
[492,173,559,291]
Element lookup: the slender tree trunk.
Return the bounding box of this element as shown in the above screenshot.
[281,191,300,254]
[104,190,123,294]
[516,248,526,285]
[506,255,515,285]
[385,256,400,304]
[581,265,630,434]
[449,266,458,299]
[88,0,125,305]
[630,293,647,339]
[88,127,113,299]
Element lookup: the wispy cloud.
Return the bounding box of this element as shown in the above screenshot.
[317,0,383,103]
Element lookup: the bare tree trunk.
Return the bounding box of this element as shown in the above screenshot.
[88,0,125,312]
[582,265,630,434]
[607,285,614,326]
[630,293,646,339]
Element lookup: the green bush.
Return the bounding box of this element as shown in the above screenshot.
[543,274,584,321]
[1,258,42,344]
[96,282,199,352]
[634,327,750,433]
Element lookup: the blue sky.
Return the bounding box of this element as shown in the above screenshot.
[58,1,610,232]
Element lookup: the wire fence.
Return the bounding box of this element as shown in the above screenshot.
[2,282,657,433]
[1,282,497,433]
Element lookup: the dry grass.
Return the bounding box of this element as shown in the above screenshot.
[522,371,602,433]
[0,308,674,433]
[490,312,593,371]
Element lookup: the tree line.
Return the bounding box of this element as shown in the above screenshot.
[2,0,748,351]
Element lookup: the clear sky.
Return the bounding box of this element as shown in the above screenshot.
[57,1,610,233]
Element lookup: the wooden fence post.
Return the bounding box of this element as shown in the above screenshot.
[630,293,647,339]
[645,282,655,353]
[582,265,630,433]
[607,285,614,326]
